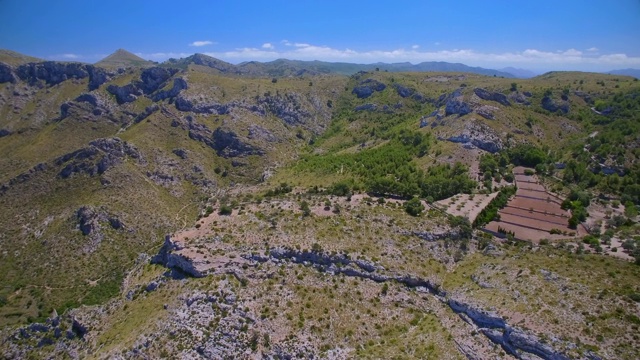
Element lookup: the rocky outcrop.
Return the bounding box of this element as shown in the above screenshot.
[394,83,415,98]
[408,229,463,241]
[138,67,179,94]
[186,53,237,73]
[509,92,531,105]
[59,92,119,122]
[86,66,111,90]
[151,77,187,101]
[443,121,503,153]
[446,97,472,116]
[151,236,207,277]
[449,298,573,359]
[449,299,506,328]
[16,62,89,86]
[107,67,181,104]
[107,83,142,104]
[0,163,48,195]
[55,137,144,178]
[76,206,124,253]
[419,109,445,128]
[212,127,264,158]
[473,88,511,106]
[481,328,570,360]
[247,124,278,142]
[475,105,499,120]
[574,91,592,104]
[134,104,159,123]
[436,88,463,107]
[439,89,472,116]
[14,62,111,89]
[352,78,386,98]
[355,103,377,112]
[257,92,311,126]
[172,148,188,159]
[541,96,570,114]
[0,62,17,83]
[174,95,230,114]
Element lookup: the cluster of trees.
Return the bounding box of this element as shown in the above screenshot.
[560,190,591,229]
[473,186,517,227]
[296,130,476,200]
[265,182,293,197]
[506,144,549,168]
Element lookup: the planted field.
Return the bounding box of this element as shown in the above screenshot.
[484,167,585,242]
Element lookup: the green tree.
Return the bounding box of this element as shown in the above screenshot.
[300,201,311,217]
[404,197,425,217]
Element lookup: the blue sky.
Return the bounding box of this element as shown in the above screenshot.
[1,0,639,72]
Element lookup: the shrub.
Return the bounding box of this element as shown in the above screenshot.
[219,205,232,215]
[404,197,424,217]
[300,201,311,217]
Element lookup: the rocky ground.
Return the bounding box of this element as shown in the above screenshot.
[3,191,638,359]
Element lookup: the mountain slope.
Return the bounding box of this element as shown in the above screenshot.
[0,49,43,66]
[1,52,640,359]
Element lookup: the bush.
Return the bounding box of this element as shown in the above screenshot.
[219,205,232,215]
[300,201,311,217]
[404,197,424,217]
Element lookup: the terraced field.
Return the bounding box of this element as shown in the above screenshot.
[484,167,586,242]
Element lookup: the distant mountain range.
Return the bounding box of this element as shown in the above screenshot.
[607,68,640,79]
[1,48,638,80]
[500,67,539,79]
[163,54,517,78]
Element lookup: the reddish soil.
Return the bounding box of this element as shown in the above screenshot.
[509,197,567,216]
[498,213,567,233]
[517,182,546,192]
[501,206,568,226]
[484,167,585,242]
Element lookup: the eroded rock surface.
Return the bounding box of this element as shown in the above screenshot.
[352,78,386,98]
[474,88,511,106]
[55,137,144,178]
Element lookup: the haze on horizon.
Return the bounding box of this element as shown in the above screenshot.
[1,0,639,73]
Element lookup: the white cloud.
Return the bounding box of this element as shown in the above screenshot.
[561,48,583,56]
[48,53,82,61]
[587,47,599,52]
[189,40,214,47]
[262,43,274,49]
[412,45,420,49]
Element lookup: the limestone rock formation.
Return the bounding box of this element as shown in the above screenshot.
[0,62,17,83]
[474,88,511,106]
[542,96,570,113]
[352,78,386,98]
[212,127,264,158]
[55,137,144,178]
[475,105,499,120]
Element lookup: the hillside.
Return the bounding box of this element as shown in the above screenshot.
[0,52,639,359]
[0,49,43,66]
